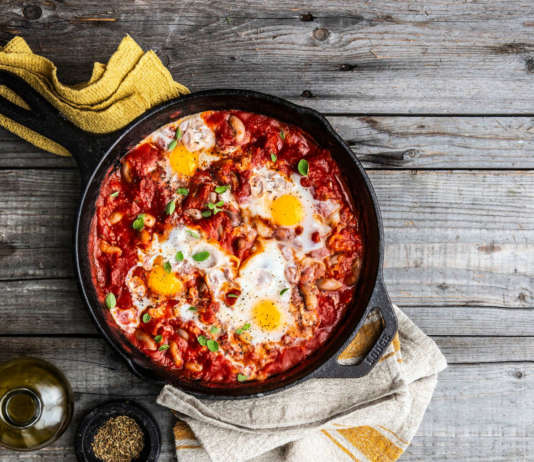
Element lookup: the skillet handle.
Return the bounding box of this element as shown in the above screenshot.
[311,277,398,379]
[0,70,115,185]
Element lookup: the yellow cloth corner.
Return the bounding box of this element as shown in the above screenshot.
[0,35,189,156]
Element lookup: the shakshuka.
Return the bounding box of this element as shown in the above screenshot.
[89,110,363,384]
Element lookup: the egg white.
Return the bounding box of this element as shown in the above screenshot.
[217,240,294,344]
[244,167,332,256]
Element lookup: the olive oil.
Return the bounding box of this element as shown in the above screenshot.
[0,357,73,450]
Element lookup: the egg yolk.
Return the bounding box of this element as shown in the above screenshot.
[270,194,304,227]
[253,300,282,331]
[169,143,198,176]
[147,265,183,296]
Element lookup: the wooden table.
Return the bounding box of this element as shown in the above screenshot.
[1,1,533,460]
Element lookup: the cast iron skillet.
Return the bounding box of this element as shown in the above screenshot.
[0,70,397,399]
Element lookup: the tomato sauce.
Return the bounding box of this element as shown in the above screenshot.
[89,110,363,385]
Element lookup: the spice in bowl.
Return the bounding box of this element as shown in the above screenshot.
[91,415,144,462]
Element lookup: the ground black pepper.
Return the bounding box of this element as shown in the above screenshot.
[92,415,144,462]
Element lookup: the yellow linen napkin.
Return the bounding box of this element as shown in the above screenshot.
[0,35,189,156]
[158,306,447,462]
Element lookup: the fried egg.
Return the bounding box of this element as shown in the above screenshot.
[124,226,238,325]
[244,167,331,255]
[217,240,294,344]
[149,113,219,184]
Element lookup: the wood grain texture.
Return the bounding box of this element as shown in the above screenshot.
[0,337,531,462]
[2,115,534,170]
[1,169,532,307]
[3,1,534,113]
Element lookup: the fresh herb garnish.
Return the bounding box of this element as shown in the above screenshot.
[215,185,229,194]
[280,288,289,295]
[167,139,177,151]
[210,326,220,334]
[154,335,163,343]
[159,344,170,351]
[207,339,219,352]
[280,130,286,140]
[105,293,116,309]
[227,293,239,298]
[142,313,151,323]
[197,335,207,346]
[177,187,189,196]
[163,261,172,273]
[165,200,176,215]
[110,191,119,198]
[175,251,184,262]
[132,214,145,231]
[237,374,248,382]
[207,201,224,215]
[236,323,251,335]
[187,229,200,239]
[201,210,212,218]
[188,306,197,311]
[192,251,210,262]
[167,127,183,151]
[297,159,309,176]
[271,152,277,162]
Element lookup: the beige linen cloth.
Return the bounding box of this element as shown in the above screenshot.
[158,306,447,462]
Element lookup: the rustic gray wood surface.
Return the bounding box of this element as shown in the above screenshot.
[1,0,533,460]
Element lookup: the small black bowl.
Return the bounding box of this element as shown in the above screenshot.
[75,400,161,462]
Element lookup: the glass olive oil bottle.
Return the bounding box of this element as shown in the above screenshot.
[0,357,73,450]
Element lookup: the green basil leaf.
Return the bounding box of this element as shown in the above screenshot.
[197,335,207,346]
[187,229,200,239]
[132,214,145,231]
[210,326,220,334]
[207,339,219,352]
[236,323,250,335]
[159,344,170,351]
[188,306,197,311]
[215,201,224,207]
[105,293,116,309]
[280,130,285,140]
[297,159,309,176]
[110,191,119,198]
[237,374,248,382]
[175,251,184,262]
[175,127,182,141]
[177,187,189,196]
[192,251,210,262]
[165,200,176,215]
[163,261,172,273]
[227,293,239,298]
[154,335,163,343]
[280,288,289,295]
[167,139,177,151]
[142,313,151,323]
[270,152,277,162]
[207,202,215,210]
[202,210,212,217]
[215,185,229,194]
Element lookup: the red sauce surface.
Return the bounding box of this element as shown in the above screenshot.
[89,110,363,385]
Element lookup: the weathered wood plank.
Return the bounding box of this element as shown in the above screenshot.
[4,1,534,113]
[2,115,534,169]
[1,170,532,308]
[2,278,534,336]
[0,337,531,461]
